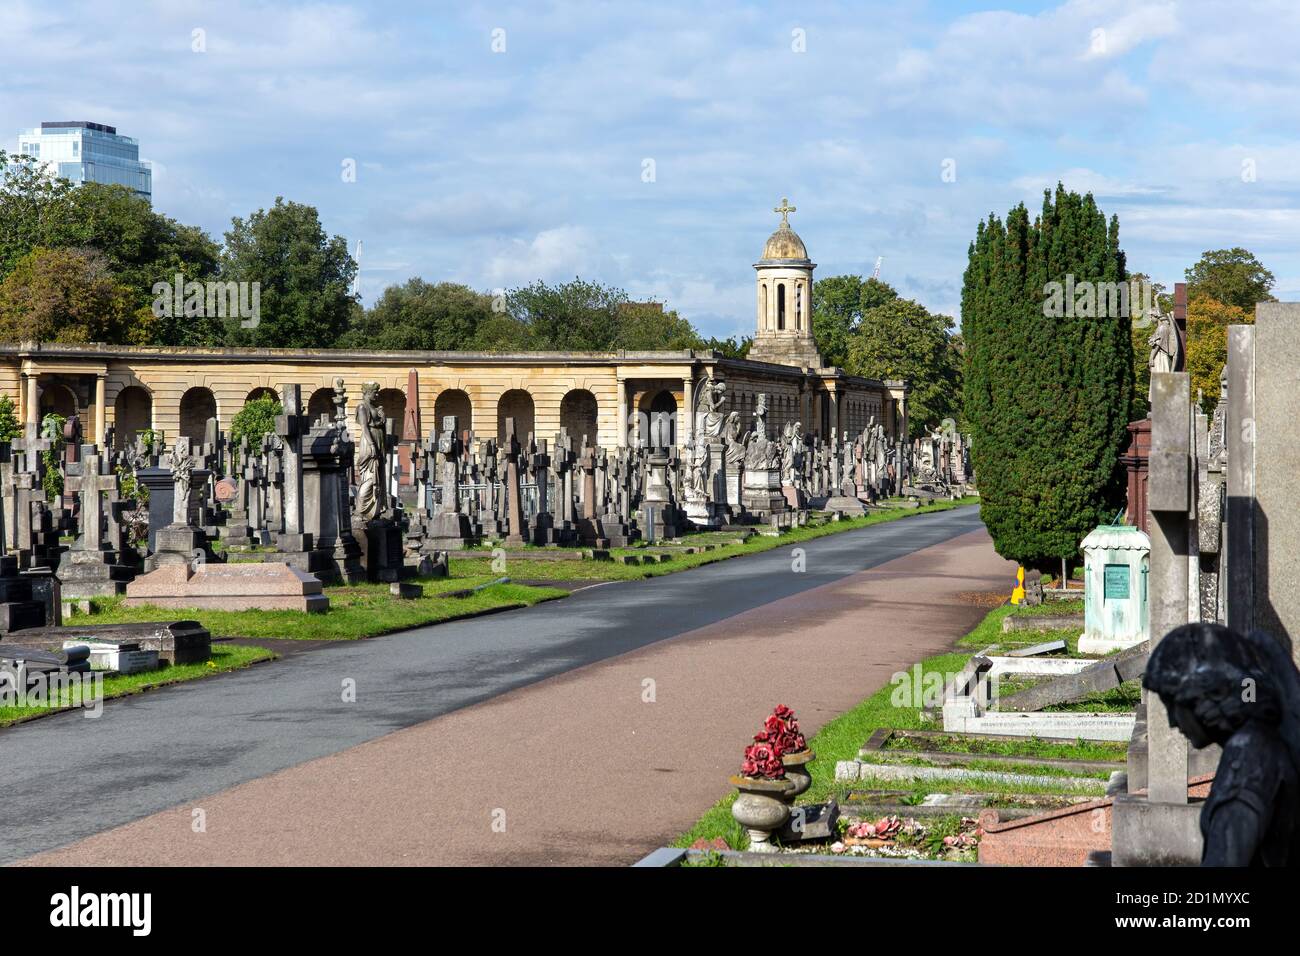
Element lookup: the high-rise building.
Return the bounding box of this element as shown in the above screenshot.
[16,121,152,202]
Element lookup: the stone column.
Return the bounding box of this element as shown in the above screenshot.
[682,376,694,443]
[616,379,629,447]
[94,374,107,445]
[25,374,39,426]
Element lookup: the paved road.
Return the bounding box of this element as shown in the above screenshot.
[6,506,1010,865]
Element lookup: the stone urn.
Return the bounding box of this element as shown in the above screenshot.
[730,775,795,853]
[780,748,815,805]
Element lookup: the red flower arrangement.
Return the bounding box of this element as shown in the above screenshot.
[740,732,786,779]
[764,704,807,755]
[739,705,808,778]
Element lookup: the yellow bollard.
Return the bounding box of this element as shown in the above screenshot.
[1010,566,1026,605]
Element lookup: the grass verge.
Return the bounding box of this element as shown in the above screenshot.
[456,497,979,581]
[0,643,275,727]
[85,573,567,641]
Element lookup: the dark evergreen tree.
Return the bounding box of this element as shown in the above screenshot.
[961,184,1133,568]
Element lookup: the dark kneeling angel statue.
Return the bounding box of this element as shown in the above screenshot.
[1145,623,1300,866]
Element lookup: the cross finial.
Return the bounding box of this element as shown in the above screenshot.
[774,197,796,225]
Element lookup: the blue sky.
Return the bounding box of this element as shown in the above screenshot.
[3,0,1297,339]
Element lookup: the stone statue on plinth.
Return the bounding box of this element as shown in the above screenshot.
[1144,623,1300,866]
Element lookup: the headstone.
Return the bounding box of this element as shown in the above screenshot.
[1077,525,1151,654]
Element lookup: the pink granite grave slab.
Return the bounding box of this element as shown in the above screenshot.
[124,563,329,612]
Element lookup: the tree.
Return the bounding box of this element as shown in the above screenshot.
[0,151,76,281]
[961,184,1133,569]
[221,198,357,348]
[230,394,283,460]
[700,335,751,359]
[504,278,624,350]
[0,247,143,344]
[50,183,221,344]
[0,394,19,443]
[613,303,700,350]
[844,296,961,436]
[812,275,898,368]
[340,279,491,351]
[1186,296,1251,414]
[1185,248,1275,312]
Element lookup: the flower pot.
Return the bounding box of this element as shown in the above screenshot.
[730,774,795,853]
[779,748,815,804]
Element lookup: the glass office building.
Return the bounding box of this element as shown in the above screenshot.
[16,121,152,202]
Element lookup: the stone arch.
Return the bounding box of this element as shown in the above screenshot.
[377,388,406,433]
[38,381,77,421]
[646,390,677,448]
[246,386,278,404]
[308,387,335,423]
[497,388,535,444]
[179,386,217,445]
[113,385,153,449]
[434,388,472,436]
[559,389,598,447]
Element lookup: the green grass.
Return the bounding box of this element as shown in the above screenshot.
[457,497,979,582]
[880,730,1127,762]
[86,572,566,641]
[0,643,275,726]
[673,599,1132,851]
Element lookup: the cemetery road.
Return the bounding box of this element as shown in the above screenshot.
[9,505,1016,866]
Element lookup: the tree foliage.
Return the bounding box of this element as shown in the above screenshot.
[0,394,19,443]
[961,184,1133,568]
[1186,296,1251,415]
[339,279,492,351]
[221,198,357,349]
[0,247,144,344]
[845,296,961,437]
[1185,248,1275,312]
[230,394,283,454]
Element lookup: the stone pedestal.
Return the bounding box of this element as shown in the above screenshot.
[146,524,207,573]
[55,548,134,599]
[427,510,473,551]
[355,518,410,583]
[684,495,721,529]
[0,555,46,635]
[743,467,786,517]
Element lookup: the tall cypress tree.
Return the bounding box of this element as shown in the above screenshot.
[962,185,1133,568]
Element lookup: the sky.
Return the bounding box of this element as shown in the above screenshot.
[2,0,1297,340]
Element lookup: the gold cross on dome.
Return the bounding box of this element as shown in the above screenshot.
[774,197,796,224]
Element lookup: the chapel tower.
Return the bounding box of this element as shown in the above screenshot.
[747,198,823,369]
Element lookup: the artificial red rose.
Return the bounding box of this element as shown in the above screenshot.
[740,739,786,779]
[764,706,807,754]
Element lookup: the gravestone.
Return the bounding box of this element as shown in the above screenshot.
[56,446,135,598]
[1077,525,1150,654]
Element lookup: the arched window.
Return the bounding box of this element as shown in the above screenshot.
[795,284,802,330]
[777,283,786,330]
[760,283,768,330]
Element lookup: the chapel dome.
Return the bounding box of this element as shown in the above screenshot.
[761,222,808,261]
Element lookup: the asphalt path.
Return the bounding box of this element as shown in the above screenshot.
[2,505,990,865]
